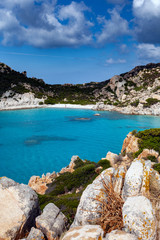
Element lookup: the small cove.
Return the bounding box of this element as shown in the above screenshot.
[0,107,160,183]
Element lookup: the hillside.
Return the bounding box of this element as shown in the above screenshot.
[0,62,160,114]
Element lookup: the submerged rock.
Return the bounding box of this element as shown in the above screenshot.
[36,203,67,240]
[62,225,104,240]
[0,177,39,240]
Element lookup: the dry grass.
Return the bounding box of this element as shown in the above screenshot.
[95,175,124,236]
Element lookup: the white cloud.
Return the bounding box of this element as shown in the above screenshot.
[0,1,93,48]
[133,0,160,44]
[96,9,129,44]
[137,43,160,60]
[133,0,160,18]
[106,58,126,64]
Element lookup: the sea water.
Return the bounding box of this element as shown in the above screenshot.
[0,108,160,183]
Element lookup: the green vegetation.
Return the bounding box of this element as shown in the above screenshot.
[134,128,160,157]
[143,98,160,108]
[97,159,111,170]
[147,155,157,162]
[153,86,160,92]
[134,86,143,91]
[131,99,139,107]
[38,157,111,224]
[153,163,160,173]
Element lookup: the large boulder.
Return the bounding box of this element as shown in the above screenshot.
[36,203,67,240]
[71,168,114,227]
[104,230,137,240]
[0,177,40,240]
[62,225,104,240]
[122,196,156,240]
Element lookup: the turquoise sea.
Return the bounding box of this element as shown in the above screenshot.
[0,108,160,184]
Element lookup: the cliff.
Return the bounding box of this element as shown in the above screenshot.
[0,62,160,115]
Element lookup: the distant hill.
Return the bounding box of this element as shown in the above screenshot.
[0,62,160,114]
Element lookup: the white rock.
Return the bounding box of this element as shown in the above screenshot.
[62,225,104,240]
[36,203,67,240]
[26,227,45,240]
[0,177,39,240]
[104,230,137,240]
[71,168,114,227]
[122,159,144,200]
[122,196,156,240]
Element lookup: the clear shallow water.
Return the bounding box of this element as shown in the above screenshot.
[0,108,160,184]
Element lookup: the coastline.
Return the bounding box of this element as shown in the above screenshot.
[0,102,160,116]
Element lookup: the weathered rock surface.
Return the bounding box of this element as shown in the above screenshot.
[122,159,144,200]
[138,148,159,161]
[104,230,137,240]
[62,225,104,240]
[26,227,45,240]
[28,171,57,195]
[60,155,79,174]
[0,177,39,240]
[71,168,114,227]
[121,132,139,155]
[122,196,156,240]
[36,203,67,240]
[106,151,120,167]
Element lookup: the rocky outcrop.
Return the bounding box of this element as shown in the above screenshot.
[60,155,79,174]
[105,151,120,167]
[121,132,139,155]
[123,196,156,240]
[71,168,114,227]
[28,171,57,195]
[62,225,104,240]
[36,203,67,240]
[71,166,126,227]
[138,149,159,161]
[0,92,44,110]
[0,177,40,240]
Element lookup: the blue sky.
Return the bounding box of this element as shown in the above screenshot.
[0,0,160,84]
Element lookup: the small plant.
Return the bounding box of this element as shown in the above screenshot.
[143,98,159,108]
[95,176,124,236]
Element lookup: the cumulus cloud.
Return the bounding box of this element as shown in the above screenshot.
[96,9,129,44]
[137,43,160,60]
[106,58,126,64]
[0,0,93,48]
[133,0,160,44]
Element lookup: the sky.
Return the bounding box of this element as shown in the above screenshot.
[0,0,160,84]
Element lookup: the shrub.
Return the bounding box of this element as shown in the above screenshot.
[143,98,159,108]
[153,163,160,173]
[134,128,160,156]
[131,100,139,107]
[97,159,111,170]
[147,155,157,162]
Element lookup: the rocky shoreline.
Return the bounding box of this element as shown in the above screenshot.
[1,130,160,239]
[0,93,160,116]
